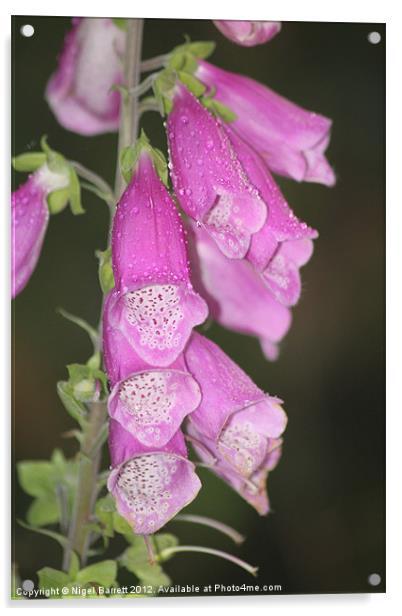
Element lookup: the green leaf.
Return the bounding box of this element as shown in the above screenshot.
[153,533,179,553]
[12,151,46,172]
[76,560,117,587]
[47,187,70,214]
[95,496,115,539]
[120,540,171,587]
[96,247,115,294]
[18,461,55,497]
[17,452,79,529]
[57,381,88,426]
[27,497,60,527]
[131,562,171,587]
[68,166,85,215]
[18,519,69,549]
[113,512,134,538]
[37,567,70,591]
[178,71,205,97]
[68,551,80,580]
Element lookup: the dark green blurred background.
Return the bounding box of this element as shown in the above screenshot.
[12,17,385,595]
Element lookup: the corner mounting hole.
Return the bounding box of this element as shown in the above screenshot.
[20,24,35,38]
[368,573,381,586]
[368,31,381,45]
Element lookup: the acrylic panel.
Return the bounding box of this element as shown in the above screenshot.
[12,16,385,599]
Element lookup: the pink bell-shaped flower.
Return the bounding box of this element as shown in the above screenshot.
[184,333,287,511]
[167,83,266,259]
[108,419,201,535]
[189,225,292,360]
[46,18,124,135]
[103,294,202,448]
[213,20,281,47]
[107,143,208,367]
[196,60,336,186]
[12,165,69,297]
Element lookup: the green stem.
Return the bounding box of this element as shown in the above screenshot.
[70,161,115,207]
[173,514,245,545]
[140,53,169,72]
[62,18,144,571]
[159,546,258,577]
[62,401,107,569]
[115,18,144,197]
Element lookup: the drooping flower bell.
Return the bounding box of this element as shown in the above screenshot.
[189,224,291,360]
[225,125,318,306]
[195,60,336,186]
[184,333,287,511]
[12,164,69,297]
[106,133,208,367]
[213,20,281,46]
[167,83,266,259]
[46,18,124,135]
[188,421,283,514]
[108,419,201,534]
[103,294,202,448]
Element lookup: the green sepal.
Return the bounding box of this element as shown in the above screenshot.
[152,69,177,115]
[169,50,198,74]
[40,136,85,215]
[41,135,68,175]
[12,151,47,173]
[96,247,115,294]
[57,381,88,426]
[62,360,108,404]
[201,96,237,123]
[68,166,85,215]
[47,188,70,214]
[170,40,216,66]
[177,71,206,97]
[120,130,168,186]
[112,18,127,31]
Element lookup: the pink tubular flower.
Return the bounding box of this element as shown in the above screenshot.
[108,419,201,534]
[167,84,266,259]
[184,333,287,512]
[213,20,281,47]
[225,125,318,306]
[103,295,202,448]
[196,60,336,186]
[188,422,283,514]
[189,224,291,360]
[107,147,208,367]
[12,165,69,297]
[46,18,124,135]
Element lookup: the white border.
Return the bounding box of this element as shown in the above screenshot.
[2,1,401,614]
